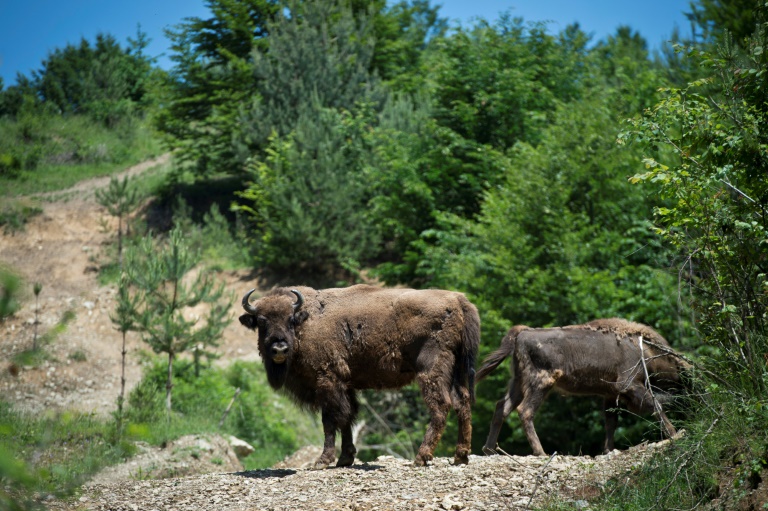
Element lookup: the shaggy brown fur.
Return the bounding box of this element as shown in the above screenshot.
[477,318,689,456]
[239,284,480,469]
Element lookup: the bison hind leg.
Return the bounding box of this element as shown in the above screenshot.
[483,381,523,455]
[451,385,472,465]
[414,368,453,467]
[336,392,359,467]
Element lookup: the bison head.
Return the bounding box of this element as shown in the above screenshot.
[239,288,308,389]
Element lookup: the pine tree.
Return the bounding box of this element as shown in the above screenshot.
[95,176,139,268]
[236,105,380,274]
[110,274,141,438]
[238,0,384,156]
[124,227,230,417]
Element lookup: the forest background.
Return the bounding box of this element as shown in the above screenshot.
[1,0,767,509]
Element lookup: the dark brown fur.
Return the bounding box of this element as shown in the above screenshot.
[477,318,689,456]
[239,284,481,469]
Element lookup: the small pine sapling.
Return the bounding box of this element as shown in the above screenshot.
[123,227,230,418]
[95,176,139,268]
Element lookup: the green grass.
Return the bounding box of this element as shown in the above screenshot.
[125,359,320,470]
[0,360,321,508]
[0,403,135,501]
[0,114,163,197]
[0,198,42,232]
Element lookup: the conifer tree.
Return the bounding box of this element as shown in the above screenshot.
[110,274,141,438]
[124,227,230,417]
[236,105,379,273]
[95,176,139,268]
[238,0,384,156]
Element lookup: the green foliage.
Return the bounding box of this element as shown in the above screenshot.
[157,0,279,176]
[0,275,37,511]
[0,114,161,196]
[173,200,252,271]
[622,25,768,385]
[0,402,135,507]
[239,0,383,150]
[364,94,511,284]
[687,0,766,46]
[157,0,440,178]
[364,0,447,91]
[126,359,319,468]
[414,34,688,455]
[0,27,159,130]
[426,15,589,150]
[32,30,155,123]
[235,106,380,274]
[0,199,42,233]
[608,7,768,508]
[123,227,231,414]
[95,176,140,266]
[0,267,22,320]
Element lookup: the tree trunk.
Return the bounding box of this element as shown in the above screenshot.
[166,351,174,419]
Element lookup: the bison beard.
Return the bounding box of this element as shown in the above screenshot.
[477,318,690,456]
[239,284,481,469]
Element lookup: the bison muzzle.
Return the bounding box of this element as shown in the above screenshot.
[239,284,481,469]
[477,318,690,456]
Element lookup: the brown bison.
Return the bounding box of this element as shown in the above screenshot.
[239,284,480,469]
[477,319,689,456]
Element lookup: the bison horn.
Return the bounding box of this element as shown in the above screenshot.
[242,289,258,315]
[291,289,304,312]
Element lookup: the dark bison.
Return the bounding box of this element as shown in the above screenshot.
[477,318,689,456]
[239,284,480,468]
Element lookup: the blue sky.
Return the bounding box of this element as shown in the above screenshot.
[0,1,693,87]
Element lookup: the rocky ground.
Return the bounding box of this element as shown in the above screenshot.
[55,441,672,511]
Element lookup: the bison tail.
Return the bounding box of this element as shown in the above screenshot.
[454,298,481,405]
[476,325,529,382]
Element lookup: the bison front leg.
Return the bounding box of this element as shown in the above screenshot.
[336,390,359,467]
[313,408,338,470]
[603,398,619,453]
[626,384,677,440]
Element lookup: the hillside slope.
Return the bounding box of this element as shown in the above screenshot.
[0,155,262,415]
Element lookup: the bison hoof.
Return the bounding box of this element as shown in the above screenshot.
[413,453,433,467]
[453,454,469,465]
[336,454,355,467]
[482,446,497,456]
[312,459,332,470]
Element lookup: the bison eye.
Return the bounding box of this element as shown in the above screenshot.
[256,316,267,328]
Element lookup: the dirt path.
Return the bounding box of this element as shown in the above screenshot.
[0,154,261,415]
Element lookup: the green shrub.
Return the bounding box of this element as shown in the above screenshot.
[126,359,319,468]
[0,199,42,233]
